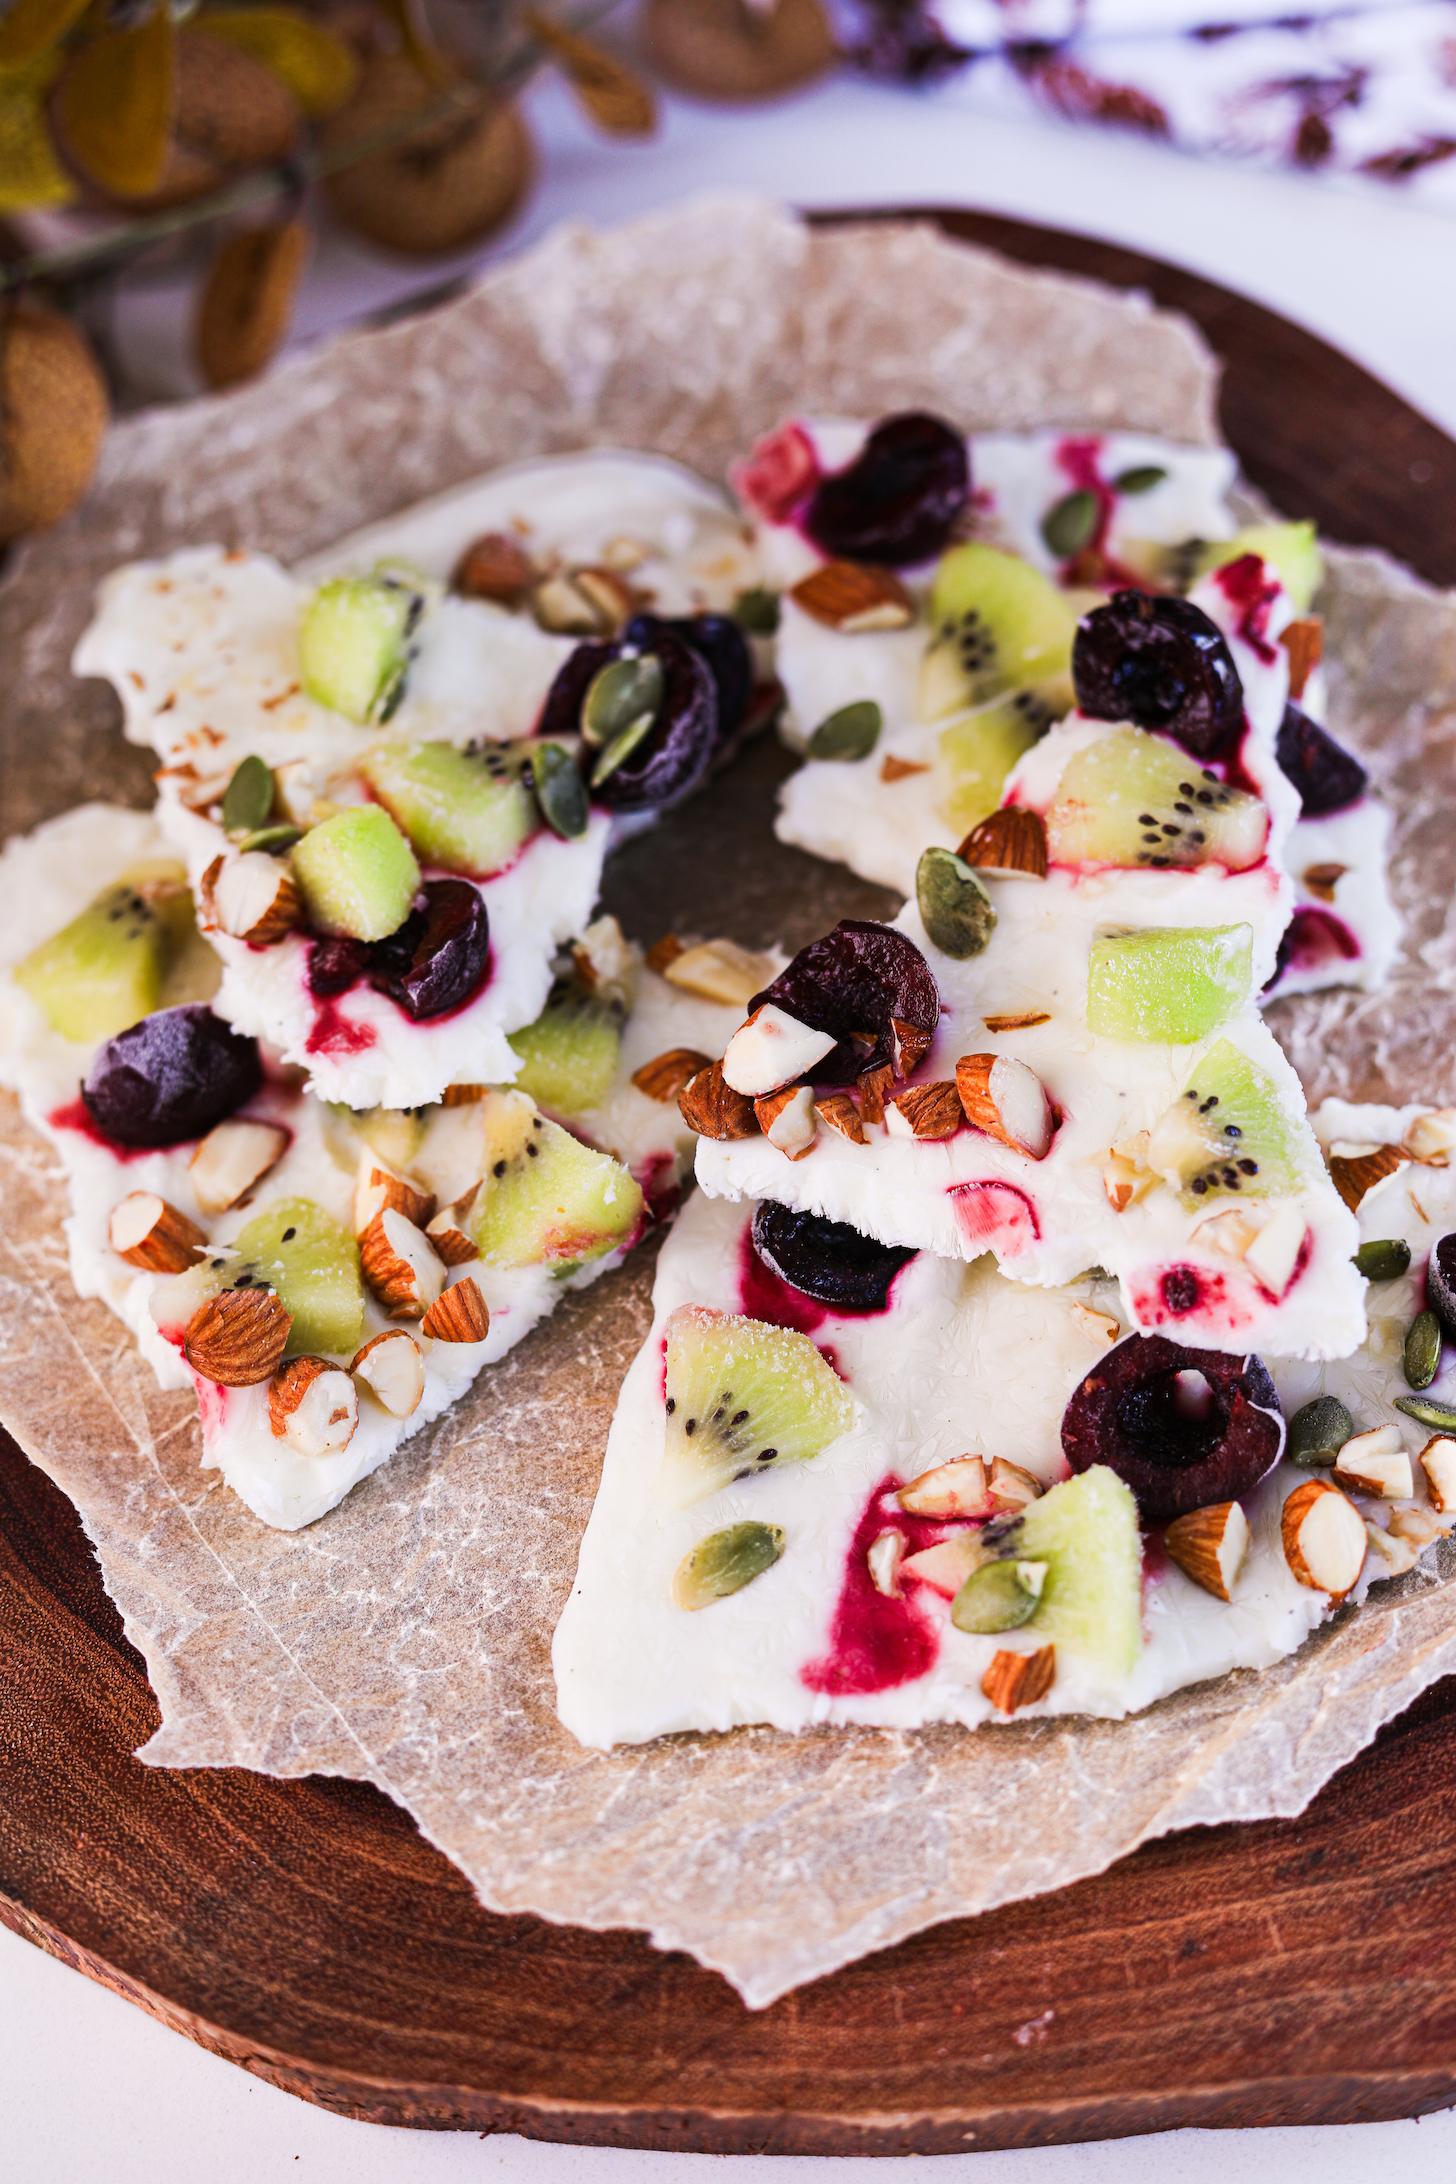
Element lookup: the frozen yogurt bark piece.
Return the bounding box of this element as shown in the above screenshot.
[0,808,742,1528]
[739,413,1395,997]
[554,1174,1451,1749]
[684,895,1364,1360]
[73,454,759,1110]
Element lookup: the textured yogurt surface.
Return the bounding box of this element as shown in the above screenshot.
[0,806,740,1528]
[555,1166,1449,1751]
[750,419,1395,996]
[72,454,757,1110]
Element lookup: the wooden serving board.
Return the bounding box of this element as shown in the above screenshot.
[5,210,1456,2156]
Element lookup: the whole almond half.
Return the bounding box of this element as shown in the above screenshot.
[1164,1500,1249,1601]
[957,806,1048,879]
[981,1643,1056,1715]
[1327,1143,1407,1211]
[788,559,914,633]
[1281,1477,1367,1600]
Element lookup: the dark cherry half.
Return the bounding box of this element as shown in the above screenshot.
[82,1005,262,1150]
[307,936,370,997]
[537,631,717,813]
[622,610,752,747]
[1061,1331,1284,1522]
[368,878,490,1021]
[751,919,940,1084]
[804,411,970,567]
[751,1201,916,1314]
[1073,590,1244,759]
[1274,701,1368,816]
[1429,1234,1456,1338]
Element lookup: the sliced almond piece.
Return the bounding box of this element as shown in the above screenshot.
[1301,861,1347,904]
[754,1084,817,1160]
[425,1195,480,1268]
[1241,1202,1308,1299]
[1281,1476,1368,1599]
[982,1643,1056,1715]
[183,1286,291,1387]
[678,1061,759,1141]
[867,1529,905,1598]
[663,936,778,1008]
[440,1083,489,1108]
[721,1003,836,1098]
[1069,1302,1119,1349]
[108,1191,207,1274]
[788,559,914,633]
[267,1355,358,1458]
[1389,1504,1452,1549]
[190,1118,289,1216]
[1405,1109,1456,1166]
[200,850,302,946]
[901,1533,984,1599]
[421,1275,490,1343]
[531,564,634,636]
[1364,1521,1419,1577]
[957,806,1048,879]
[1420,1435,1456,1514]
[632,1047,711,1103]
[1327,1143,1407,1212]
[890,1017,932,1078]
[353,1151,436,1236]
[1164,1500,1249,1601]
[988,1456,1043,1513]
[899,1456,989,1519]
[1334,1431,1414,1500]
[881,754,929,783]
[814,1091,866,1145]
[571,912,640,1009]
[955,1053,1054,1159]
[983,1010,1051,1033]
[453,529,538,604]
[886,1080,963,1141]
[856,1062,893,1127]
[351,1329,426,1419]
[645,932,686,975]
[359,1208,445,1321]
[1280,615,1323,698]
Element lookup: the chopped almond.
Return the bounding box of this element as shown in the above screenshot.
[1301,861,1347,904]
[662,937,777,1008]
[1420,1436,1456,1514]
[353,1152,435,1237]
[885,1081,962,1141]
[108,1191,207,1274]
[721,1003,836,1098]
[191,1118,290,1216]
[425,1197,479,1267]
[200,850,301,946]
[1281,1477,1367,1599]
[1069,1302,1119,1348]
[867,1529,905,1598]
[955,1053,1054,1159]
[268,1355,358,1458]
[982,1644,1056,1715]
[957,806,1048,879]
[880,754,929,783]
[453,529,537,604]
[890,1017,932,1077]
[788,559,914,633]
[351,1329,426,1418]
[1164,1501,1249,1601]
[1327,1143,1407,1212]
[632,1046,710,1103]
[183,1286,291,1387]
[678,1061,759,1141]
[1405,1110,1456,1167]
[754,1084,817,1160]
[901,1533,984,1599]
[982,1010,1051,1033]
[421,1276,490,1343]
[988,1457,1043,1513]
[815,1091,866,1144]
[359,1208,446,1320]
[899,1456,990,1519]
[1334,1427,1413,1501]
[1280,615,1323,698]
[857,1063,894,1127]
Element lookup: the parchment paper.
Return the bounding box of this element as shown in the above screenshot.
[4,199,1456,2009]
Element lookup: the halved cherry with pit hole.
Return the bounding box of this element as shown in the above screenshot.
[1061,1331,1284,1522]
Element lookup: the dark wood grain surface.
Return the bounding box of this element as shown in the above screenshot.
[4,209,1456,2154]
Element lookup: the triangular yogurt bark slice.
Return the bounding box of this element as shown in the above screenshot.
[0,806,745,1529]
[683,889,1363,1361]
[738,413,1396,997]
[73,453,759,1112]
[554,1179,1451,1750]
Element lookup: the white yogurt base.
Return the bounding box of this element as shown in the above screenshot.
[0,806,741,1528]
[555,1155,1450,1751]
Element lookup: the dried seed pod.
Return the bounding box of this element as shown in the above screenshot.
[0,303,108,544]
[320,55,533,256]
[195,219,309,391]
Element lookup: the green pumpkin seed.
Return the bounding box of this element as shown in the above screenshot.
[808,699,882,762]
[580,652,664,749]
[1041,488,1099,559]
[221,753,276,837]
[1287,1394,1354,1469]
[673,1520,785,1611]
[1112,464,1169,496]
[590,709,657,787]
[916,844,996,960]
[1353,1237,1412,1282]
[732,586,780,635]
[530,741,589,840]
[1404,1308,1443,1390]
[236,822,302,855]
[1396,1394,1456,1432]
[952,1557,1047,1636]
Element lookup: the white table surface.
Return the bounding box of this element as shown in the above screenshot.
[7,58,1456,2184]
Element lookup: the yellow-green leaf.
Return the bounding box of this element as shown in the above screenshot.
[54,6,175,200]
[0,0,91,70]
[200,7,359,118]
[0,50,72,212]
[524,10,656,137]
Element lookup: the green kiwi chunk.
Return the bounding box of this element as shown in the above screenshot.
[919,544,1079,722]
[230,1196,364,1359]
[1145,1039,1303,1206]
[291,806,420,941]
[661,1305,855,1506]
[15,861,195,1043]
[360,739,536,878]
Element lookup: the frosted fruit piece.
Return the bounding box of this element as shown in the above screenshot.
[291,806,420,941]
[984,1465,1143,1679]
[661,1304,855,1506]
[1146,1040,1302,1206]
[919,544,1079,721]
[507,991,621,1116]
[360,740,536,877]
[1195,522,1322,612]
[471,1105,642,1271]
[231,1195,365,1359]
[1086,925,1252,1043]
[937,690,1058,837]
[1046,728,1267,872]
[297,574,421,724]
[15,861,193,1042]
